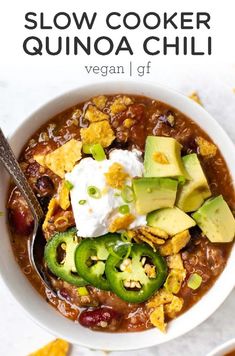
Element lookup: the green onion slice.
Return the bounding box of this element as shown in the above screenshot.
[64,180,74,190]
[79,199,87,205]
[178,176,186,186]
[91,143,106,161]
[108,246,123,260]
[123,244,132,260]
[82,143,93,154]
[187,273,202,290]
[87,186,101,199]
[109,242,132,260]
[118,204,130,215]
[83,143,106,161]
[121,185,134,203]
[77,286,89,296]
[164,270,181,294]
[121,232,132,243]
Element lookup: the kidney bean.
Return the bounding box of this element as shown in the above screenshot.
[38,196,51,213]
[59,288,71,302]
[79,307,122,329]
[9,208,34,235]
[36,176,54,196]
[177,133,197,154]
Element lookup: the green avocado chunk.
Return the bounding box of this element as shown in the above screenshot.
[132,177,178,215]
[192,195,235,243]
[176,153,211,212]
[144,136,190,179]
[147,207,196,235]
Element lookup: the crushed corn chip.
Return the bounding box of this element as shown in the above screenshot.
[132,233,155,250]
[85,105,109,122]
[164,269,186,294]
[92,95,107,109]
[105,163,129,189]
[149,305,166,332]
[80,121,115,148]
[34,139,82,178]
[123,118,135,128]
[131,226,169,250]
[42,197,58,232]
[110,96,133,114]
[195,136,217,157]
[28,338,70,356]
[58,181,70,210]
[147,288,174,308]
[146,226,169,239]
[164,296,184,319]
[109,214,135,233]
[126,230,136,240]
[167,254,184,270]
[153,152,169,164]
[34,154,46,167]
[188,91,203,105]
[138,228,166,245]
[160,230,190,256]
[144,264,156,278]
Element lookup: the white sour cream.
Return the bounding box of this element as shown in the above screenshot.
[65,149,146,237]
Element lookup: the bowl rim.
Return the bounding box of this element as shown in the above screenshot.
[0,80,235,351]
[207,338,235,356]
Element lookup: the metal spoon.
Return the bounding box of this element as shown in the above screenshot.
[0,128,56,294]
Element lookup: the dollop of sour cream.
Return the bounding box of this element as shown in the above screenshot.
[66,149,146,237]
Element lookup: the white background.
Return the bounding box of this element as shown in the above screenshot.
[0,0,235,355]
[1,0,235,75]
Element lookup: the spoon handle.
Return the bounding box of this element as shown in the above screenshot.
[0,128,44,221]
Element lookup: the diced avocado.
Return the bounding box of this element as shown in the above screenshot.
[147,207,196,235]
[192,195,235,243]
[144,136,190,179]
[176,153,211,212]
[132,177,178,215]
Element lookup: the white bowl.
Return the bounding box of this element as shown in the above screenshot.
[0,81,235,351]
[207,338,235,356]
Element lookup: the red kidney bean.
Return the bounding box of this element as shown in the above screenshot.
[179,134,198,155]
[36,176,54,196]
[79,307,122,329]
[9,208,34,235]
[38,196,51,213]
[59,288,71,302]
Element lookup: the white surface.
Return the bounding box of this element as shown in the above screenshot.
[208,338,235,356]
[0,65,235,355]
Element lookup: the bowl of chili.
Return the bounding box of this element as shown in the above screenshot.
[0,81,234,350]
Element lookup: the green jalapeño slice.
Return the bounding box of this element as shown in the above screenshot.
[105,243,168,303]
[44,228,87,287]
[74,233,122,291]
